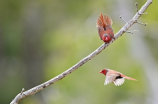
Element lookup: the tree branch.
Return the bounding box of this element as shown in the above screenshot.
[10,0,152,104]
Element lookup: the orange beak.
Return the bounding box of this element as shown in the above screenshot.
[100,71,102,73]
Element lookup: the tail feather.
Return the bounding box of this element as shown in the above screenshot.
[96,13,113,28]
[121,75,137,81]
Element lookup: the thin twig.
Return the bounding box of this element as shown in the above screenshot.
[134,2,148,26]
[10,0,153,104]
[20,88,25,95]
[136,21,147,26]
[126,30,138,34]
[135,2,139,12]
[136,2,148,15]
[120,15,127,23]
[120,16,138,34]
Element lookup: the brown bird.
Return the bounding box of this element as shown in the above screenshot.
[96,13,115,43]
[100,69,137,86]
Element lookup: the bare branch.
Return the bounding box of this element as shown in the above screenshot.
[135,21,147,26]
[120,15,127,23]
[120,16,138,34]
[134,2,148,26]
[10,0,153,104]
[135,2,148,15]
[125,30,138,34]
[135,2,139,12]
[20,88,25,95]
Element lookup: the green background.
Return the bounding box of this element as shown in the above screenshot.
[0,0,157,104]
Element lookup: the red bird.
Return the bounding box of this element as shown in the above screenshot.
[100,69,137,86]
[96,13,115,43]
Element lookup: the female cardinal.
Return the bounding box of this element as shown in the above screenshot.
[100,69,137,86]
[96,13,115,43]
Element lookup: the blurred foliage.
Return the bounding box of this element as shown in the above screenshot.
[0,0,157,104]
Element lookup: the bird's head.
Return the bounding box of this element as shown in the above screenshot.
[102,34,110,42]
[100,69,108,75]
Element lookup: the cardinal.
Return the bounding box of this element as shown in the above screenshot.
[100,69,137,86]
[96,13,115,43]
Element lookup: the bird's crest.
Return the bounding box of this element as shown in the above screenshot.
[96,13,113,28]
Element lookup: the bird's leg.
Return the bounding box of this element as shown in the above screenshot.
[109,34,115,40]
[112,36,115,40]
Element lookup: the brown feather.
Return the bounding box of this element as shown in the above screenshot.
[121,75,137,81]
[96,13,113,28]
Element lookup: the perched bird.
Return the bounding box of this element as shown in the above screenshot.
[100,69,137,86]
[96,13,115,43]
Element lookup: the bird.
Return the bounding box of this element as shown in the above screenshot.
[100,69,137,86]
[96,13,115,43]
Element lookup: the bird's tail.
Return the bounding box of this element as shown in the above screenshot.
[96,13,113,28]
[121,75,137,81]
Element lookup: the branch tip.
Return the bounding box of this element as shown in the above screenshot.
[138,12,148,15]
[20,88,25,95]
[135,2,139,12]
[149,0,153,4]
[120,15,127,23]
[126,30,138,34]
[142,12,148,14]
[135,2,148,15]
[135,21,147,26]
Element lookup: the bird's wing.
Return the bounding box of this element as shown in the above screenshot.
[113,78,125,86]
[106,69,122,75]
[97,27,103,40]
[104,74,117,85]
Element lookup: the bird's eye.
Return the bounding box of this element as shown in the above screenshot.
[104,28,106,31]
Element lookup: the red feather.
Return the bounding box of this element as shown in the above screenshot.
[96,13,114,43]
[100,69,137,86]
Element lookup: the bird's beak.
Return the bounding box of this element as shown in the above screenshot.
[100,71,102,73]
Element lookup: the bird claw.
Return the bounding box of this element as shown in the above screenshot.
[112,37,115,40]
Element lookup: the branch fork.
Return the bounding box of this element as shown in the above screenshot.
[135,2,148,26]
[135,2,148,15]
[20,88,25,95]
[120,15,138,34]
